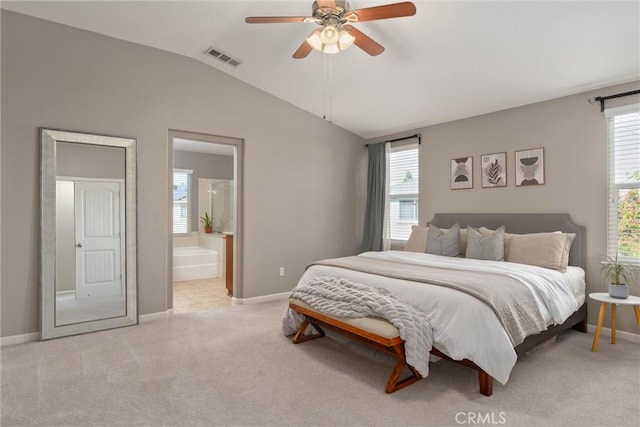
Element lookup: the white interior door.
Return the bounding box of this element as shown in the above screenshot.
[75,181,124,298]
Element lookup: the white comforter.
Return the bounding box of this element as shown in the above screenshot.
[296,250,580,385]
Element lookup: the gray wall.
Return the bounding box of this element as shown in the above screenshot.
[57,141,125,179]
[372,81,640,334]
[55,181,75,292]
[0,11,365,337]
[173,150,233,232]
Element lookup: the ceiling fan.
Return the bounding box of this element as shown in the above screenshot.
[245,1,417,58]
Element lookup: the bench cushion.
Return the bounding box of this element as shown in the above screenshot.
[289,298,401,339]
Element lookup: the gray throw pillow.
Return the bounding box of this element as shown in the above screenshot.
[465,225,505,261]
[426,224,461,257]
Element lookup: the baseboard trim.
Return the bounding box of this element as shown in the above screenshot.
[587,324,640,344]
[231,292,289,305]
[1,332,39,347]
[139,310,174,323]
[1,311,174,345]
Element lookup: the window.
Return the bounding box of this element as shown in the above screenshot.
[173,169,193,234]
[606,105,640,262]
[389,143,419,241]
[398,199,418,221]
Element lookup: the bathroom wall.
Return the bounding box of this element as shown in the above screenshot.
[173,151,233,232]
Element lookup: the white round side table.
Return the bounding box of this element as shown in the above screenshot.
[589,292,640,352]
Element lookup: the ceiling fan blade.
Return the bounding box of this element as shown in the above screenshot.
[316,0,337,9]
[292,39,314,59]
[245,16,310,24]
[343,25,384,56]
[345,2,416,23]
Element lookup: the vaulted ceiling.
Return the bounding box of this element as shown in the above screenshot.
[3,1,639,138]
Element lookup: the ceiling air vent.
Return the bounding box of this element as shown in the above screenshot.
[205,47,241,67]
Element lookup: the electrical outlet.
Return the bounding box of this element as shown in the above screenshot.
[279,267,285,277]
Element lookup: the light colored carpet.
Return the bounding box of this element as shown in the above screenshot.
[55,293,125,326]
[1,301,639,427]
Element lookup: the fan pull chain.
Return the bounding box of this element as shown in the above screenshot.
[323,54,327,120]
[323,54,333,123]
[328,55,333,122]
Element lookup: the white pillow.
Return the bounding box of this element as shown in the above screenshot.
[459,228,469,255]
[404,225,428,253]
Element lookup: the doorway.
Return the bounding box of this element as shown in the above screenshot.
[167,130,243,313]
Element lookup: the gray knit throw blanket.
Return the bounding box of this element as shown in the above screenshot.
[282,276,433,377]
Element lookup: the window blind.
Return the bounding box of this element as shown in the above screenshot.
[389,142,419,241]
[173,169,193,234]
[606,104,640,262]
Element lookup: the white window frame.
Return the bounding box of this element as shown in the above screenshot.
[605,103,640,264]
[173,168,193,236]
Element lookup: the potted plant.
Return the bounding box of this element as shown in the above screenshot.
[200,211,213,234]
[602,254,632,299]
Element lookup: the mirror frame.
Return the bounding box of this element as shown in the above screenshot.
[40,128,138,340]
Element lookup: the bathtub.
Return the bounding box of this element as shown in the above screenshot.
[173,246,218,282]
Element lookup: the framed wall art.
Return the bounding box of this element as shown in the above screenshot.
[515,148,545,186]
[451,156,473,190]
[481,152,507,188]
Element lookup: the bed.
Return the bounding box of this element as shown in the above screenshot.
[284,213,587,396]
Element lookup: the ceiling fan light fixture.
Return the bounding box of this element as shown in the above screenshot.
[306,28,324,51]
[320,24,340,45]
[306,25,351,54]
[338,28,355,50]
[322,43,341,54]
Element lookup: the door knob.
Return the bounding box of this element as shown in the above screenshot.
[76,243,82,248]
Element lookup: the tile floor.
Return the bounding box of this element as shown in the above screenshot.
[172,278,232,313]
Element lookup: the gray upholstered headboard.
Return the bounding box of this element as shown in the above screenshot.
[429,213,586,269]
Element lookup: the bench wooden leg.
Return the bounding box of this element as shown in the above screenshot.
[292,318,326,344]
[384,343,422,393]
[479,370,493,396]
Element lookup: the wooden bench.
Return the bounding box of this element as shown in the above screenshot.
[289,299,493,395]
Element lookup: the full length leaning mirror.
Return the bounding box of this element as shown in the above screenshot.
[40,129,137,340]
